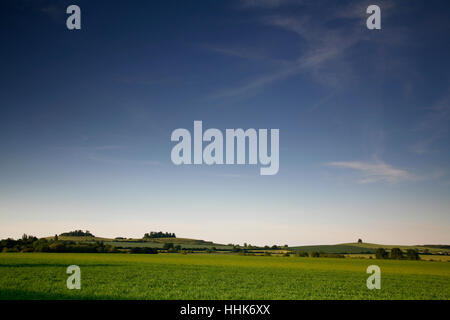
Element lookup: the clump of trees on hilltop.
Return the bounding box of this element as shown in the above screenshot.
[59,230,95,237]
[143,231,176,239]
[375,248,420,260]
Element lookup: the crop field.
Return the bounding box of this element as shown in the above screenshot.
[0,253,449,300]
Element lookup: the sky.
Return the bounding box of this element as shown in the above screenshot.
[0,0,449,245]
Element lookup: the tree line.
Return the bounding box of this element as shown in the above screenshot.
[0,234,116,253]
[375,248,420,260]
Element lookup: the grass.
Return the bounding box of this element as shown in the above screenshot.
[0,252,449,300]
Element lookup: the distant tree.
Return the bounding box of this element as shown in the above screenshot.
[130,247,157,254]
[54,234,58,241]
[319,253,345,258]
[49,242,66,252]
[206,247,217,253]
[232,246,242,253]
[358,239,363,244]
[105,245,117,253]
[390,248,404,260]
[163,243,174,250]
[375,248,388,259]
[295,251,309,257]
[406,249,420,260]
[33,239,49,252]
[20,234,37,244]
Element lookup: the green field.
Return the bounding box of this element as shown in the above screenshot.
[0,252,449,300]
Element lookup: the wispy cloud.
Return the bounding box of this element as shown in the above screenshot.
[327,160,414,184]
[263,14,362,86]
[209,1,379,99]
[210,62,301,99]
[208,0,406,100]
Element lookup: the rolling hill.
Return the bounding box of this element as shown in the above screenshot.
[42,235,449,254]
[44,235,232,250]
[340,242,450,254]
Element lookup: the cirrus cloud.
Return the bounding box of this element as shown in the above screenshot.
[327,160,415,184]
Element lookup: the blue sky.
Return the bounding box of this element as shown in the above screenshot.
[0,0,449,245]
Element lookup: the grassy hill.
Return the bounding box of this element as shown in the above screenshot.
[289,242,450,254]
[42,235,449,254]
[341,242,450,254]
[43,235,231,250]
[106,238,232,250]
